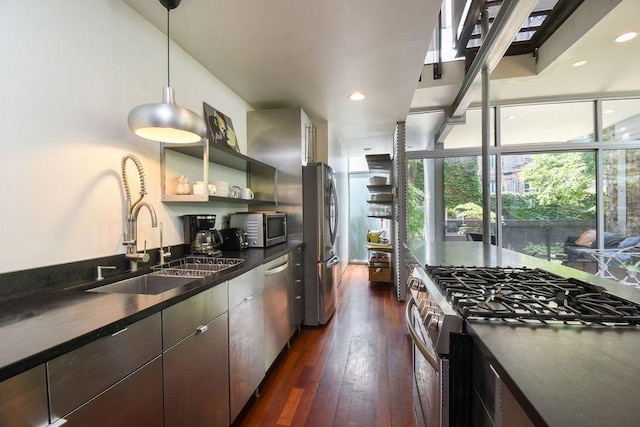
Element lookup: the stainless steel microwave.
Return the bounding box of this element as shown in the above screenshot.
[229,212,287,248]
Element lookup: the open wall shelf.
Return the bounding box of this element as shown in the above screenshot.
[161,140,277,205]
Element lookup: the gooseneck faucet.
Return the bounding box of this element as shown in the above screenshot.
[121,154,158,272]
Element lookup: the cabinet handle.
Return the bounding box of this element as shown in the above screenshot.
[295,279,302,283]
[50,419,68,427]
[196,325,208,334]
[244,295,254,301]
[265,260,290,276]
[111,328,128,337]
[295,263,302,267]
[295,296,302,300]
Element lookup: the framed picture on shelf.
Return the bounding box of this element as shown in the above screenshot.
[203,102,240,153]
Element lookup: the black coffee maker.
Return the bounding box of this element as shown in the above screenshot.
[183,215,223,257]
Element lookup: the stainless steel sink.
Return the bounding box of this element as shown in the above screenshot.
[88,257,244,295]
[88,274,195,295]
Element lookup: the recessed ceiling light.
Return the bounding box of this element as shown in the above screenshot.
[615,32,637,43]
[604,109,615,114]
[572,60,587,67]
[507,115,517,120]
[349,92,366,101]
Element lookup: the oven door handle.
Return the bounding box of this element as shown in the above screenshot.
[406,296,439,371]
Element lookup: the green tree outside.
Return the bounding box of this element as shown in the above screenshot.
[444,158,481,217]
[518,152,595,214]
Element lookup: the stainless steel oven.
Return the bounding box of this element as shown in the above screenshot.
[407,296,445,427]
[405,268,471,427]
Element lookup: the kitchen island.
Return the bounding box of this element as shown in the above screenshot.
[406,241,640,427]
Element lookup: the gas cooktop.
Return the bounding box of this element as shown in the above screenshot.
[424,266,640,326]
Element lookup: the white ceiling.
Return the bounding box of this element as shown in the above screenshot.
[123,0,640,156]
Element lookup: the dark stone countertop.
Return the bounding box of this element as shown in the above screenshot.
[406,241,640,427]
[0,241,302,382]
[469,321,640,427]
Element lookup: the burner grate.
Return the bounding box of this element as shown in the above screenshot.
[425,266,640,325]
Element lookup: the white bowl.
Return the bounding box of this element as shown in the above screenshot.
[216,190,230,198]
[210,181,229,189]
[369,176,387,185]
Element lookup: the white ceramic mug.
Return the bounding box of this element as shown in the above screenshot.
[241,188,254,199]
[208,184,216,195]
[230,186,241,198]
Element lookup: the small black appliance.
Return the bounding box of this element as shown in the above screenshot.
[219,228,248,251]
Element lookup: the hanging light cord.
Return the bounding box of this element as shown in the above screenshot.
[166,8,171,87]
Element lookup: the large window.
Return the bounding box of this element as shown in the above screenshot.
[500,102,594,145]
[604,149,640,236]
[444,108,495,149]
[443,157,487,239]
[406,96,640,277]
[602,99,640,142]
[500,152,596,258]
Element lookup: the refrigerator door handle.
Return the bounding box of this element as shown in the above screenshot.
[327,255,340,268]
[328,176,338,249]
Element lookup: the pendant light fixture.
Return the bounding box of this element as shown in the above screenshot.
[128,0,206,143]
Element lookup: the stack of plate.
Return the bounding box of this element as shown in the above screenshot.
[210,181,229,197]
[369,176,387,185]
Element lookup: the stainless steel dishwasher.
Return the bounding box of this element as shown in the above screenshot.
[263,254,291,372]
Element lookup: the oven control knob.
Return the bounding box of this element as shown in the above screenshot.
[421,304,436,318]
[427,315,440,332]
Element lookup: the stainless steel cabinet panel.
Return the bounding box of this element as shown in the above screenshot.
[163,282,228,350]
[247,107,312,241]
[164,312,230,427]
[229,268,265,422]
[291,280,304,333]
[48,312,162,418]
[264,254,291,371]
[290,245,305,336]
[229,265,264,309]
[61,356,163,427]
[0,365,48,427]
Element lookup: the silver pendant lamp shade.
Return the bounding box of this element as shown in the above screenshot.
[127,0,206,143]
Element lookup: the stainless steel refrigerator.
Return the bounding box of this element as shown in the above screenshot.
[303,162,340,326]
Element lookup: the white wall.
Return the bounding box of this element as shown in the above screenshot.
[327,124,349,281]
[0,1,253,273]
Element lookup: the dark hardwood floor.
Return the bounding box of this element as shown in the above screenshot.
[235,264,416,427]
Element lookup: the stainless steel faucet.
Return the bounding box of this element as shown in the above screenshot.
[121,154,158,272]
[96,265,116,281]
[124,201,158,271]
